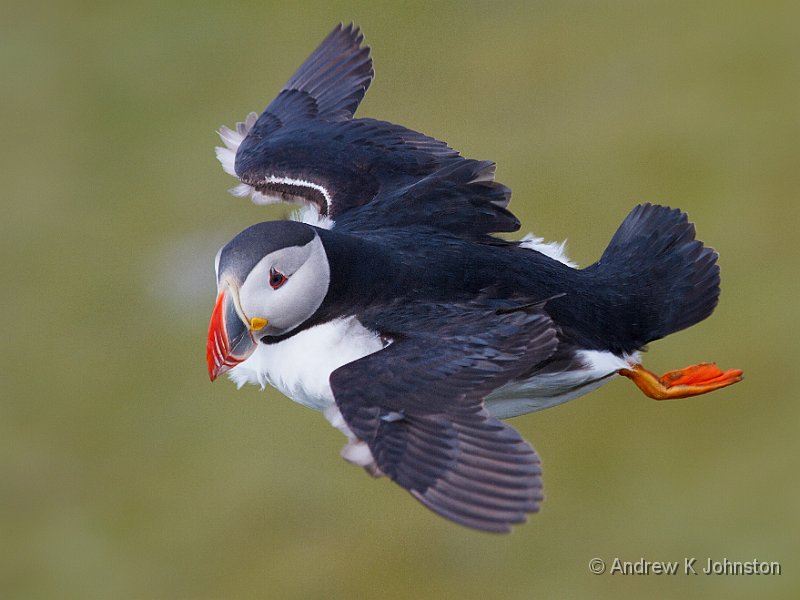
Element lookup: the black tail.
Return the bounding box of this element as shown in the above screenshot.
[591,203,720,353]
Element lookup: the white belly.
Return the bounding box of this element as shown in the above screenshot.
[227,316,385,411]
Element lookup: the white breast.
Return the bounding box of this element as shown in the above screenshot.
[227,317,385,411]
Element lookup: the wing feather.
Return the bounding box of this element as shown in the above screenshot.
[259,23,373,129]
[218,25,521,238]
[330,301,558,532]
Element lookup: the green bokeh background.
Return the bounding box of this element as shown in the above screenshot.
[3,1,798,598]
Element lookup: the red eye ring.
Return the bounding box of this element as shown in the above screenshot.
[269,267,288,289]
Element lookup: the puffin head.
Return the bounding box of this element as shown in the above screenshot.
[207,220,330,381]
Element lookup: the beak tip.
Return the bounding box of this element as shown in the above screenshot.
[206,288,256,384]
[206,346,227,382]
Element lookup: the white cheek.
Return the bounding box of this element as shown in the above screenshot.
[268,256,329,332]
[238,236,331,335]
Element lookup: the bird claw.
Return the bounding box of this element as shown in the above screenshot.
[619,362,743,400]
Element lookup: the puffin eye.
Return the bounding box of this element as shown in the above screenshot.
[269,267,288,289]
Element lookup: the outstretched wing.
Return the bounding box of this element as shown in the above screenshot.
[330,301,559,533]
[216,23,372,186]
[271,23,373,123]
[216,24,520,237]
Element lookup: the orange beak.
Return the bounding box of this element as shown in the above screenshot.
[206,289,257,381]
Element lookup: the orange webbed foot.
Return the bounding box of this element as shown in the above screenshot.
[619,362,743,400]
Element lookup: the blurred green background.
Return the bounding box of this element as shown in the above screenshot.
[3,1,799,598]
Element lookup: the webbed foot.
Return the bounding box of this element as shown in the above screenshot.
[619,362,743,400]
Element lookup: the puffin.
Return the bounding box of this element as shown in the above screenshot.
[207,24,743,532]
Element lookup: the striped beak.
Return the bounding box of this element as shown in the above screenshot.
[206,286,258,381]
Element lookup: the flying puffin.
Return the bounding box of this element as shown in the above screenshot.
[207,24,742,532]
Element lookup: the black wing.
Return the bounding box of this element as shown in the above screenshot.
[332,155,520,236]
[217,25,520,238]
[258,23,373,131]
[330,301,559,533]
[216,23,371,183]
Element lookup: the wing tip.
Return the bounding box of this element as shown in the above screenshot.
[411,485,541,534]
[282,22,374,120]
